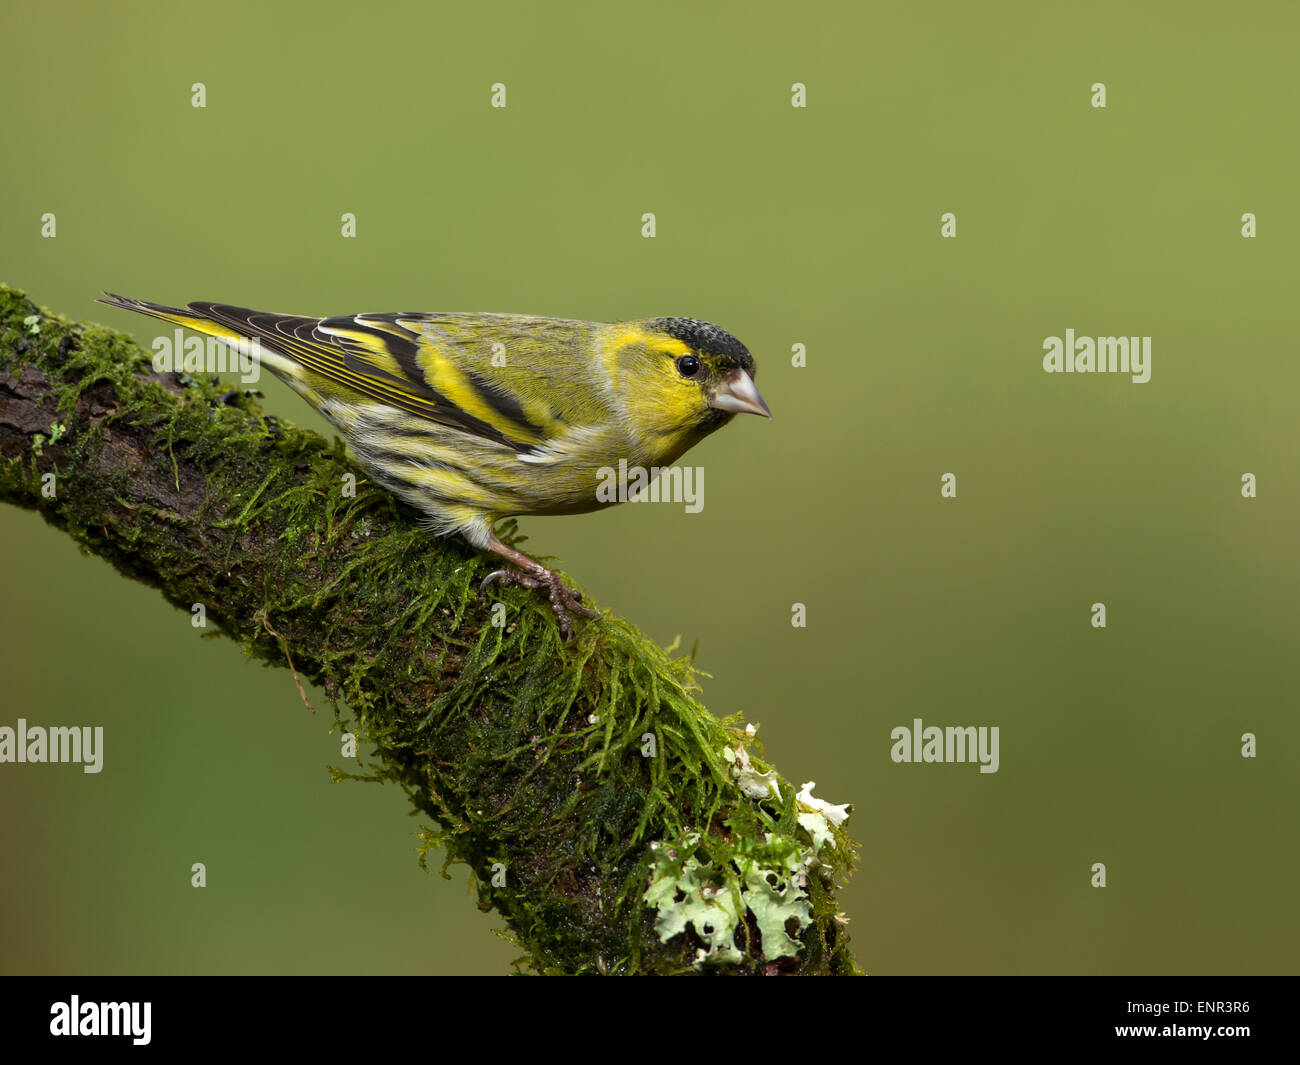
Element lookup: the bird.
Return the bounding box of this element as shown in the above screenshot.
[97,294,771,638]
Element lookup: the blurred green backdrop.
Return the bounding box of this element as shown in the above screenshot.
[3,0,1297,975]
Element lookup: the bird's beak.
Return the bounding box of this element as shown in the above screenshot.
[708,369,771,418]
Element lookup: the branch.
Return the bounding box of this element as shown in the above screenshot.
[0,284,859,975]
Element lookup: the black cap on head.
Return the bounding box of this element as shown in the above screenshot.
[652,317,754,375]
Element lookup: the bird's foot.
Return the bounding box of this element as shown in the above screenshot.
[482,565,599,641]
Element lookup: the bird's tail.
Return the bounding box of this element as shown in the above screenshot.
[97,293,255,348]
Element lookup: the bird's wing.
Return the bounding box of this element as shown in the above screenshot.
[386,311,620,438]
[98,296,619,454]
[195,304,560,450]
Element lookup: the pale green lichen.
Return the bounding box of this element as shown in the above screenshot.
[737,834,813,960]
[796,781,851,855]
[645,739,853,970]
[723,740,782,801]
[645,834,745,966]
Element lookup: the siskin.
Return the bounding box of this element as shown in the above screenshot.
[98,295,771,637]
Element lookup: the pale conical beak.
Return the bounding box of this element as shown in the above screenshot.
[708,369,771,418]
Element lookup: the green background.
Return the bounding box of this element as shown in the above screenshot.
[2,0,1297,974]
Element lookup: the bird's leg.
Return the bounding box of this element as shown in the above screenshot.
[481,536,599,640]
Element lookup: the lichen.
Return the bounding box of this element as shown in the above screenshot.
[644,733,853,970]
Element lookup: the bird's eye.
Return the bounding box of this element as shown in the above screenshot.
[676,355,701,378]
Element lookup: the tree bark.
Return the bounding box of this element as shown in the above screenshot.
[0,284,859,975]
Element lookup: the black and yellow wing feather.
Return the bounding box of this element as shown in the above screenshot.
[96,294,602,451]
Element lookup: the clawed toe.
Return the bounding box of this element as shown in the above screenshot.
[481,562,598,641]
[482,568,540,591]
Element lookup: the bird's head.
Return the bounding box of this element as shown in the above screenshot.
[611,316,770,457]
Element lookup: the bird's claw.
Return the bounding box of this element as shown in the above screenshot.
[482,567,598,641]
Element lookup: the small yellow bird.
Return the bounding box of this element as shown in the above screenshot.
[99,295,770,637]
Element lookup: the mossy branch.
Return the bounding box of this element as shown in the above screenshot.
[0,284,859,975]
